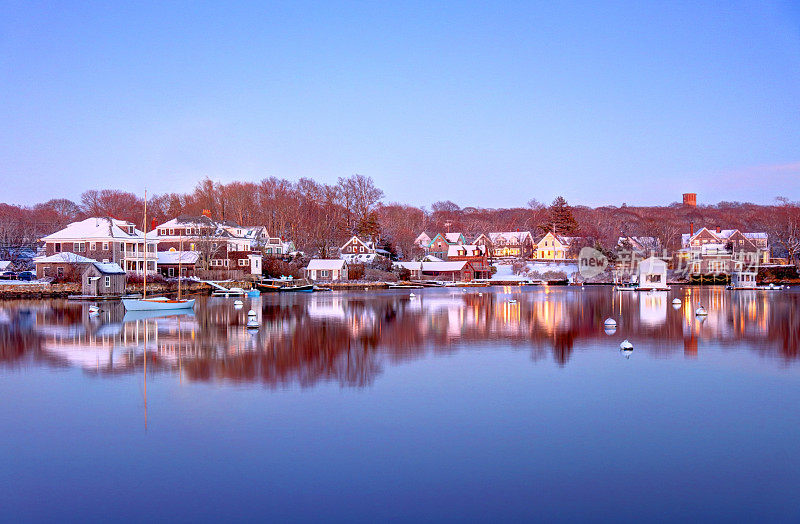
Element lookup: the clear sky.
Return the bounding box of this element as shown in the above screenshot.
[1,1,799,208]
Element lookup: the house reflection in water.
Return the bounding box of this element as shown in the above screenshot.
[0,286,798,387]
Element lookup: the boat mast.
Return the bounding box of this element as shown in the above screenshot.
[143,188,147,299]
[178,235,183,300]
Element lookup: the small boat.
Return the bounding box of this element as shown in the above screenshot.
[123,189,195,312]
[212,287,246,297]
[388,283,424,289]
[521,279,544,286]
[614,282,639,291]
[280,284,314,293]
[256,282,282,292]
[123,297,196,311]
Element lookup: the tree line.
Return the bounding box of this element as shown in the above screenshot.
[1,175,798,263]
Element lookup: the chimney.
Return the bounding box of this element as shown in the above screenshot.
[202,209,212,218]
[690,221,694,236]
[716,225,721,234]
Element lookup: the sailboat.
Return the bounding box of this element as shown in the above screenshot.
[123,189,195,311]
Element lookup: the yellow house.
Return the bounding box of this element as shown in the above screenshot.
[534,232,573,260]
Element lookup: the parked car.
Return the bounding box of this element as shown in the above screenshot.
[0,271,16,280]
[17,271,35,281]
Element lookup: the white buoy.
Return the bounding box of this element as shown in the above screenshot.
[234,299,244,309]
[695,306,708,316]
[620,339,633,351]
[246,309,259,329]
[604,318,617,328]
[672,298,681,305]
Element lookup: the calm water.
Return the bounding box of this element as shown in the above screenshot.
[1,286,799,522]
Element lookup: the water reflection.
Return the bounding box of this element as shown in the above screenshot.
[1,286,798,386]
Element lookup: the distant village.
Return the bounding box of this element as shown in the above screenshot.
[1,188,795,294]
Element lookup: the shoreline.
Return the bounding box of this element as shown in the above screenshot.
[1,279,797,299]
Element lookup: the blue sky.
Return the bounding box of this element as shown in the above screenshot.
[1,1,799,208]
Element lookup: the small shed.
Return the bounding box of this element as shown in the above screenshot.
[305,259,348,281]
[82,262,127,296]
[35,252,95,280]
[637,256,669,290]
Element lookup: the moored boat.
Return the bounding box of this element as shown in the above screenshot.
[122,189,195,312]
[123,297,196,311]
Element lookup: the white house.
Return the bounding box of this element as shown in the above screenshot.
[306,259,349,281]
[637,256,669,291]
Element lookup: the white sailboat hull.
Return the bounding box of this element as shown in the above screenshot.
[122,297,195,311]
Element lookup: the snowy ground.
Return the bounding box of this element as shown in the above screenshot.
[491,261,579,281]
[0,279,43,285]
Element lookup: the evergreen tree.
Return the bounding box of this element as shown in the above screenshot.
[542,196,578,235]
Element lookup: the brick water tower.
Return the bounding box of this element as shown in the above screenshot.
[683,193,697,207]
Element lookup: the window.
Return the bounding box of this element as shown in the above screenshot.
[168,267,174,277]
[57,267,64,277]
[321,270,329,277]
[224,259,229,266]
[102,242,109,250]
[90,242,96,251]
[189,243,195,251]
[359,247,365,253]
[103,259,109,263]
[104,276,111,288]
[169,228,174,235]
[238,259,247,266]
[43,267,50,276]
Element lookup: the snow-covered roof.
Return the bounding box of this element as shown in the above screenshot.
[307,259,347,270]
[395,261,469,272]
[41,218,147,242]
[445,233,464,243]
[683,228,768,247]
[414,232,433,244]
[0,261,11,270]
[341,253,379,263]
[489,231,532,244]
[447,244,484,257]
[535,231,572,246]
[92,262,126,275]
[422,255,443,262]
[35,252,96,264]
[638,256,667,272]
[157,251,201,265]
[340,235,375,251]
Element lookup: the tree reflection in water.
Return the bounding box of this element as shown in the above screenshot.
[1,286,799,386]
